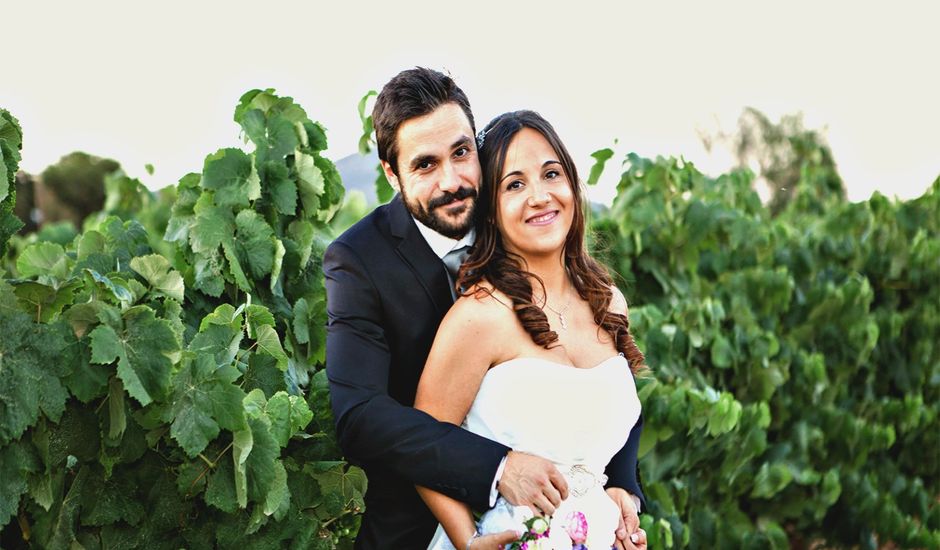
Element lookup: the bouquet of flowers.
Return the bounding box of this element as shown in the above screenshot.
[504,511,598,550]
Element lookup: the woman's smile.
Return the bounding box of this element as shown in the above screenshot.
[496,127,575,258]
[525,210,560,225]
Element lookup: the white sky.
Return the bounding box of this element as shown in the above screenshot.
[4,1,938,205]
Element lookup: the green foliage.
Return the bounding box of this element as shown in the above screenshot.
[355,89,394,203]
[0,109,25,255]
[587,147,614,186]
[0,92,362,548]
[705,108,846,216]
[594,151,939,548]
[39,151,122,229]
[2,95,935,549]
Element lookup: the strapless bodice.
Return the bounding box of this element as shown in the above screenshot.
[427,354,642,550]
[464,354,641,473]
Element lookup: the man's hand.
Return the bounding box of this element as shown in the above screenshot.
[606,487,646,550]
[469,529,521,549]
[497,451,568,515]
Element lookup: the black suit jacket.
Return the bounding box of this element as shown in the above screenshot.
[323,195,644,550]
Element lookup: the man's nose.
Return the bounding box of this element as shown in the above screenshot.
[438,160,462,193]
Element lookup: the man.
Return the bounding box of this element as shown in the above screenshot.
[324,67,645,550]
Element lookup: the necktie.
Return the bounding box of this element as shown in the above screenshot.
[442,245,471,300]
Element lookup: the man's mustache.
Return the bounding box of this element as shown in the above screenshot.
[428,187,477,210]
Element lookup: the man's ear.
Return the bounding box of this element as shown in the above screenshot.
[380,160,401,192]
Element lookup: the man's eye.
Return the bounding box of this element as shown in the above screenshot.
[454,147,469,157]
[418,161,433,170]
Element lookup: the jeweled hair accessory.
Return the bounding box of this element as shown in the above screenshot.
[476,129,487,150]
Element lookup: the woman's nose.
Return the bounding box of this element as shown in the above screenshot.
[527,182,549,206]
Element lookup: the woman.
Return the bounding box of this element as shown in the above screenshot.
[415,110,647,550]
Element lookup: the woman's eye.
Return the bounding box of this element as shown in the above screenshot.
[506,180,524,191]
[545,170,560,179]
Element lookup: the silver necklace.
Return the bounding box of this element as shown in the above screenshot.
[543,288,573,330]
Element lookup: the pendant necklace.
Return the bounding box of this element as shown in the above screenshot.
[544,288,573,330]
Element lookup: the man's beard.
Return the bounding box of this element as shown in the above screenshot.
[401,186,478,239]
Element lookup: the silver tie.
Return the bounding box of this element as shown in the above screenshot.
[442,245,471,300]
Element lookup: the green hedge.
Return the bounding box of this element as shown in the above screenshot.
[1,91,937,549]
[593,153,938,548]
[1,91,360,549]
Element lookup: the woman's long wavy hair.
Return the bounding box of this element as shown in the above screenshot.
[457,110,644,372]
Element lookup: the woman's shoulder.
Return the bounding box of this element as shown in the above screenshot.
[433,282,517,357]
[450,282,516,324]
[608,284,629,316]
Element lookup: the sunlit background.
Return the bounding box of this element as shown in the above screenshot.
[5,1,938,205]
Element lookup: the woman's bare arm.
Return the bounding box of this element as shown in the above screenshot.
[414,291,512,547]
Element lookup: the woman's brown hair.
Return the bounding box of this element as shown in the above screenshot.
[457,110,644,372]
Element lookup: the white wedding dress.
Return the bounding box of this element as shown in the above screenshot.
[427,354,641,550]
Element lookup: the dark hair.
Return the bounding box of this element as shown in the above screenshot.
[458,110,645,372]
[373,67,475,175]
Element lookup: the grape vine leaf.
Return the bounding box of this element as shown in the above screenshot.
[245,303,275,336]
[170,354,248,457]
[292,297,310,344]
[0,282,74,445]
[164,173,201,243]
[202,148,261,207]
[89,305,179,406]
[206,456,238,513]
[190,192,235,255]
[242,110,299,165]
[0,109,25,255]
[16,242,70,280]
[255,324,289,371]
[270,238,285,293]
[287,219,315,272]
[234,210,276,280]
[304,461,367,515]
[232,402,280,508]
[314,156,344,222]
[194,249,226,297]
[260,161,297,216]
[61,334,108,403]
[263,460,290,520]
[80,467,145,526]
[0,440,40,528]
[99,217,152,270]
[130,254,184,302]
[295,152,324,215]
[587,147,614,186]
[265,392,313,448]
[11,279,82,323]
[222,241,251,292]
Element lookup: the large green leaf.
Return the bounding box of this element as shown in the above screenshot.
[130,254,184,302]
[0,440,40,528]
[242,110,300,165]
[0,284,74,445]
[170,354,248,457]
[233,210,276,280]
[260,161,297,216]
[190,192,235,254]
[16,241,70,280]
[89,306,179,406]
[201,148,261,207]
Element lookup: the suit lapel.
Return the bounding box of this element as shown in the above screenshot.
[387,195,453,315]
